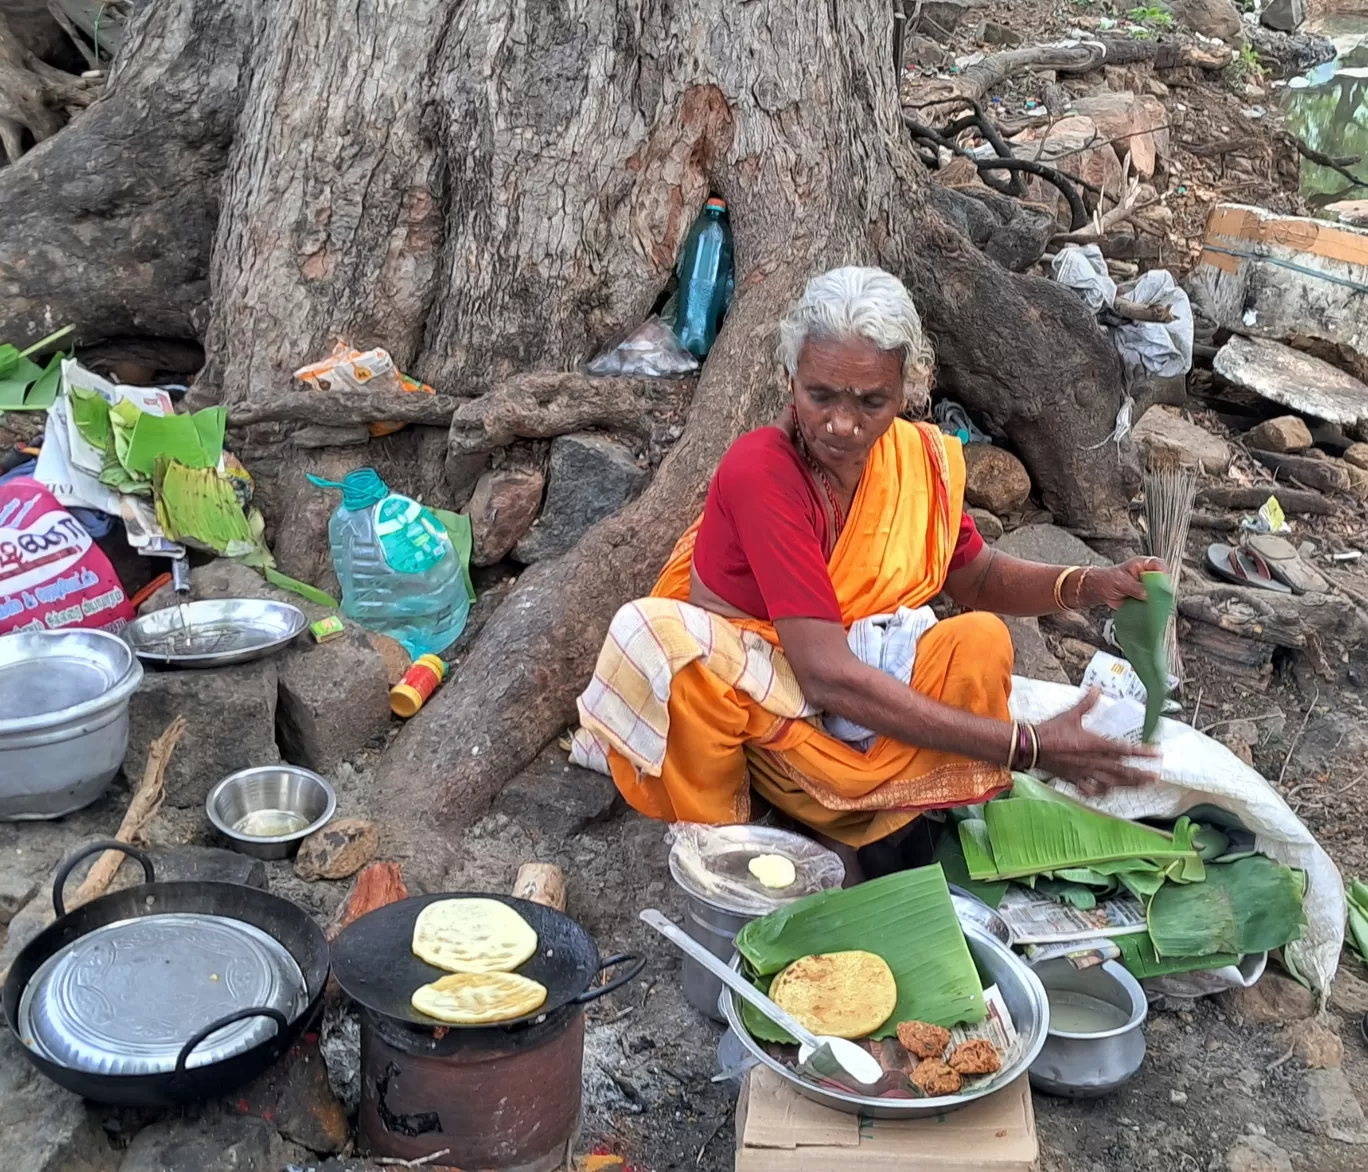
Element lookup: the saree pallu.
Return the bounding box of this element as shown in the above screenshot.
[572,420,1014,847]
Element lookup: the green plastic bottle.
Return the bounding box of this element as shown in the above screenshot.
[673,197,734,359]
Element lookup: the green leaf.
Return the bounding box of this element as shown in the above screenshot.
[71,384,112,450]
[0,355,45,409]
[1115,931,1240,979]
[1114,570,1175,741]
[125,407,225,475]
[1035,878,1097,910]
[934,830,1008,908]
[1192,823,1231,861]
[264,567,339,609]
[736,865,985,1037]
[431,507,477,604]
[1147,855,1307,959]
[958,817,1002,881]
[0,343,21,378]
[23,352,64,410]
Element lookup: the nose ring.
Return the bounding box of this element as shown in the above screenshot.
[853,425,863,437]
[825,422,834,434]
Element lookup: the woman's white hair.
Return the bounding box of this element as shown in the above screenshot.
[777,266,934,410]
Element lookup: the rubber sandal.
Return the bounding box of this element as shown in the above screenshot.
[1205,543,1292,593]
[1245,534,1329,595]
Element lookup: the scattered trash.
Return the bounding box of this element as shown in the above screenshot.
[1240,495,1290,535]
[390,653,448,718]
[309,468,470,658]
[1051,245,1117,313]
[310,615,346,644]
[672,197,734,359]
[933,399,991,445]
[586,317,699,378]
[293,342,436,437]
[1110,271,1194,379]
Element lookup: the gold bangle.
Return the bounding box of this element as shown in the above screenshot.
[1053,566,1081,611]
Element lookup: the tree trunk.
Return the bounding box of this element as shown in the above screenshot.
[0,0,1135,830]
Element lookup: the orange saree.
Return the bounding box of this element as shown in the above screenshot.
[576,419,1013,847]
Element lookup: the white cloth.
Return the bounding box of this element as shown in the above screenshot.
[1009,676,1345,997]
[823,607,938,751]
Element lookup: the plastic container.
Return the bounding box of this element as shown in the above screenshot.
[673,197,734,359]
[309,469,469,658]
[390,654,447,718]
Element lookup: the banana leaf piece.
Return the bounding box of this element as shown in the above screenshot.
[70,384,112,450]
[1116,932,1240,979]
[1114,570,1175,742]
[976,782,1198,880]
[1147,855,1306,959]
[1348,878,1368,966]
[934,830,1008,908]
[264,567,339,609]
[1035,878,1097,910]
[736,865,985,1039]
[1193,823,1231,861]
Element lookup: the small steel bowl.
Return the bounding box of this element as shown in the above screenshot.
[1028,959,1148,1099]
[206,766,336,860]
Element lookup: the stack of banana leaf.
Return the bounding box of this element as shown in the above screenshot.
[944,774,1308,980]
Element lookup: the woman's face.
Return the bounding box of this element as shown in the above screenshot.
[791,336,905,469]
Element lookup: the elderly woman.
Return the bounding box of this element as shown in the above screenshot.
[573,267,1159,850]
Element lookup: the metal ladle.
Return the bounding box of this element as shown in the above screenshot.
[639,908,884,1086]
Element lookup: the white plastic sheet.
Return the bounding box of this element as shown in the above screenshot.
[1112,270,1194,379]
[1051,244,1117,312]
[1009,676,1344,996]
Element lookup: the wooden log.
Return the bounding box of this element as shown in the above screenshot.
[512,863,567,913]
[1196,486,1337,516]
[230,390,461,428]
[1248,449,1350,495]
[325,861,409,943]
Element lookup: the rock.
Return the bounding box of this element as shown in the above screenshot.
[513,434,649,564]
[1284,1017,1344,1069]
[996,523,1111,568]
[1225,1135,1293,1172]
[365,631,411,686]
[0,893,56,981]
[125,661,280,808]
[979,20,1022,46]
[465,465,545,566]
[1133,406,1232,474]
[1343,461,1368,502]
[493,746,621,839]
[228,1030,349,1153]
[139,557,327,619]
[0,871,38,927]
[1327,199,1368,228]
[1171,0,1244,39]
[1331,968,1368,1016]
[294,817,379,881]
[1299,1067,1368,1144]
[149,845,267,890]
[1344,442,1368,471]
[119,1116,278,1172]
[276,626,392,773]
[962,445,1031,514]
[1260,0,1306,32]
[919,0,982,42]
[968,507,1003,542]
[1014,117,1124,222]
[1070,92,1170,178]
[1222,971,1316,1023]
[903,32,947,69]
[1003,617,1069,684]
[1245,416,1312,453]
[0,1030,110,1172]
[1055,636,1102,681]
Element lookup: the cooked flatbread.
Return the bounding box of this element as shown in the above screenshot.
[411,971,548,1025]
[412,898,539,973]
[770,950,897,1040]
[747,853,797,889]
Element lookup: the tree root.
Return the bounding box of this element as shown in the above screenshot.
[0,10,99,161]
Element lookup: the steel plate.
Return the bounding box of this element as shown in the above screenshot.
[17,913,307,1075]
[125,598,307,667]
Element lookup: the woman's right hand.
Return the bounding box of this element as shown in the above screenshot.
[1032,688,1160,797]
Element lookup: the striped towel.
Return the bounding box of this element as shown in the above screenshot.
[824,606,938,751]
[571,597,815,776]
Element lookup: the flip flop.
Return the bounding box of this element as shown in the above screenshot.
[1245,534,1329,595]
[1206,543,1292,593]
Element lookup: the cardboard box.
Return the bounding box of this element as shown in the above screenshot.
[735,1066,1037,1172]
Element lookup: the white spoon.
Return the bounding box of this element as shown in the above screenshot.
[639,908,884,1087]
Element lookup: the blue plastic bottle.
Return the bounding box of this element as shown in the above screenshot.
[673,197,734,359]
[309,469,469,658]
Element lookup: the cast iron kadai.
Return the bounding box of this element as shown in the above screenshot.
[3,841,330,1107]
[330,892,645,1027]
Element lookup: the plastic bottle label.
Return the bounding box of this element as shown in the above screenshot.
[372,496,452,575]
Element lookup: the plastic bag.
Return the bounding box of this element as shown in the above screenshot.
[1051,245,1117,313]
[933,399,992,445]
[1112,270,1194,379]
[586,317,700,378]
[0,477,134,636]
[666,823,846,916]
[1143,952,1268,1005]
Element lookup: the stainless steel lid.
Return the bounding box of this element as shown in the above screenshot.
[667,824,846,916]
[0,629,140,733]
[17,913,307,1075]
[124,598,307,667]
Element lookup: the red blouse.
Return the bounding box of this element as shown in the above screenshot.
[691,427,982,623]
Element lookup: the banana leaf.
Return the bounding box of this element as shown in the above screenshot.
[971,779,1198,880]
[264,567,339,609]
[1346,878,1368,966]
[1193,824,1231,861]
[1147,855,1306,959]
[70,384,112,450]
[736,865,985,1041]
[1035,878,1097,910]
[1114,570,1175,742]
[934,827,1008,908]
[1116,931,1240,980]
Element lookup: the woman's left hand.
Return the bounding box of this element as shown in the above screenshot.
[1079,556,1167,611]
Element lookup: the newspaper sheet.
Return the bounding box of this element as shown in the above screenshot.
[998,885,1147,944]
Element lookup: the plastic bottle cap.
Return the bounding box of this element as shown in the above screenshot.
[390,684,424,718]
[705,197,726,211]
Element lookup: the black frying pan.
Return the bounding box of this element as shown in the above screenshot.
[331,892,644,1028]
[3,841,330,1107]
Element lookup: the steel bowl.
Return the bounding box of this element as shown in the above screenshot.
[1028,959,1147,1098]
[206,766,336,860]
[125,598,307,668]
[0,629,144,819]
[720,923,1049,1118]
[949,885,1013,946]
